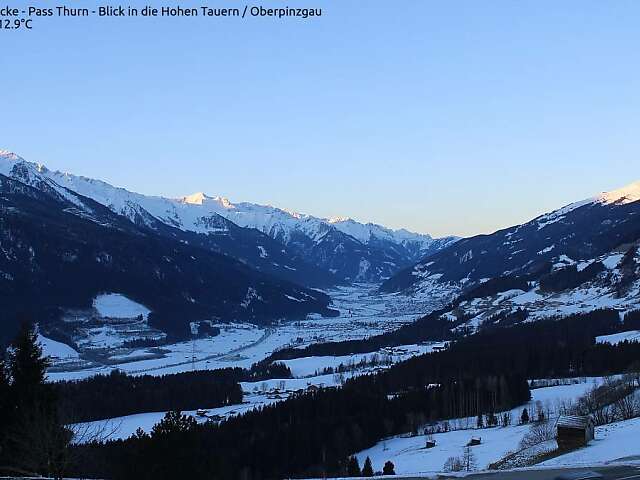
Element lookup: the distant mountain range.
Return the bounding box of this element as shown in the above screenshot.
[0,167,340,344]
[0,151,456,285]
[0,149,455,343]
[383,180,640,300]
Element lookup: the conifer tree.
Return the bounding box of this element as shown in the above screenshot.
[383,460,396,475]
[9,322,49,404]
[362,456,374,476]
[0,359,12,466]
[5,322,70,480]
[521,408,530,424]
[346,456,361,477]
[151,410,197,437]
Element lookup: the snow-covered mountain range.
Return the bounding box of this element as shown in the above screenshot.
[383,179,640,303]
[0,150,456,283]
[0,165,338,345]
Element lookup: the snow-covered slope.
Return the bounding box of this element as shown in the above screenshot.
[0,150,455,282]
[383,180,640,297]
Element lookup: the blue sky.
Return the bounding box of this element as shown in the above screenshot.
[3,1,639,237]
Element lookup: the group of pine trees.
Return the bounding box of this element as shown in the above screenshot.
[345,456,395,476]
[56,368,244,423]
[0,323,70,479]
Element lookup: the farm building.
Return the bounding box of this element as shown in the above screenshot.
[556,415,595,450]
[467,437,482,446]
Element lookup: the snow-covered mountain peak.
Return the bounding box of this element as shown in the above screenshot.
[328,216,352,224]
[598,180,640,206]
[182,192,211,205]
[213,196,235,209]
[534,179,640,231]
[0,150,25,162]
[180,193,239,211]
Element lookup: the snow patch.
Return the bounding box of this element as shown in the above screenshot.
[93,294,151,320]
[596,330,640,345]
[38,334,79,360]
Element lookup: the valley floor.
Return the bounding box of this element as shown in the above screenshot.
[45,283,440,381]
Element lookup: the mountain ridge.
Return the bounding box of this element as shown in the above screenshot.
[0,150,457,283]
[382,179,640,299]
[0,169,336,344]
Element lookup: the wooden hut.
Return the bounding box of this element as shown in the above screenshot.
[557,415,595,450]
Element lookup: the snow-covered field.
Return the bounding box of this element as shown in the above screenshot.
[45,284,439,381]
[73,393,276,442]
[38,335,80,360]
[596,330,640,345]
[93,293,151,319]
[354,378,613,476]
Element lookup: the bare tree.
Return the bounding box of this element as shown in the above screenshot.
[443,456,463,472]
[518,420,555,450]
[613,391,639,421]
[462,446,477,471]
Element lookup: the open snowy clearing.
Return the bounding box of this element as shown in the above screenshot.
[93,293,151,319]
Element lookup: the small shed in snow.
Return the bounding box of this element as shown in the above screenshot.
[467,437,482,446]
[557,415,595,450]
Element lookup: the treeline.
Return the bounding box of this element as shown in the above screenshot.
[55,361,292,423]
[428,308,640,381]
[56,369,244,423]
[458,275,530,303]
[623,309,640,329]
[539,261,605,292]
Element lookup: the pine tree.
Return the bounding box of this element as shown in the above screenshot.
[383,460,395,475]
[521,408,530,424]
[346,456,361,477]
[151,410,197,437]
[476,413,484,428]
[0,359,12,466]
[362,456,374,477]
[5,322,70,480]
[9,322,49,404]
